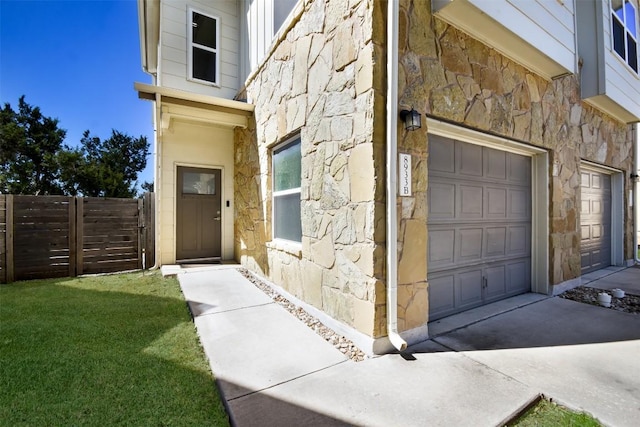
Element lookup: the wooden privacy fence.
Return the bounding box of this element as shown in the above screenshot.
[0,193,155,283]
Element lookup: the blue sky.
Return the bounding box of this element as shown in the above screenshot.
[0,0,155,186]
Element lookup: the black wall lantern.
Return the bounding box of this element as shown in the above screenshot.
[400,108,421,131]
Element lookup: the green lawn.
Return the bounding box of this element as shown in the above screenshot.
[0,271,229,426]
[510,398,601,426]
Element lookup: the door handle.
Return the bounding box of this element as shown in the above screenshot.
[213,217,221,221]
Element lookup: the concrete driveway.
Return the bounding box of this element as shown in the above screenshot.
[173,265,640,426]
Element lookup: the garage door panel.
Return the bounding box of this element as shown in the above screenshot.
[508,189,530,218]
[486,187,507,217]
[485,265,506,300]
[458,228,483,260]
[486,149,507,179]
[457,270,483,308]
[428,229,455,267]
[459,184,483,218]
[506,261,529,293]
[581,200,590,214]
[428,135,532,321]
[429,135,455,173]
[485,227,507,257]
[508,154,531,184]
[581,252,591,270]
[581,172,590,187]
[459,143,483,177]
[592,174,602,188]
[428,183,455,217]
[508,225,529,254]
[428,275,455,317]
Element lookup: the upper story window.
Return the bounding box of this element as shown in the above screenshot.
[272,136,302,243]
[188,8,220,85]
[611,0,638,73]
[273,0,298,36]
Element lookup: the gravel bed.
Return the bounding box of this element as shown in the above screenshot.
[559,286,640,314]
[238,268,367,362]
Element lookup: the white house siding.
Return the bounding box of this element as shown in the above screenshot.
[242,0,273,80]
[240,0,300,83]
[158,0,240,99]
[600,0,640,120]
[469,0,576,73]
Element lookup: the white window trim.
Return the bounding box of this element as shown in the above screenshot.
[187,7,221,86]
[272,135,302,244]
[610,0,639,74]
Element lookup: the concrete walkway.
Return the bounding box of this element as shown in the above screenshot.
[172,265,640,426]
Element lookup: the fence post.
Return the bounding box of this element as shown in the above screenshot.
[68,197,77,277]
[0,195,5,284]
[76,197,84,276]
[137,198,143,270]
[6,195,14,283]
[144,192,155,269]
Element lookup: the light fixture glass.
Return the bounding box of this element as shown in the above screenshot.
[400,108,421,131]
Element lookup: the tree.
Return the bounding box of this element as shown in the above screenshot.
[0,96,150,197]
[141,181,154,193]
[60,130,150,198]
[0,96,66,195]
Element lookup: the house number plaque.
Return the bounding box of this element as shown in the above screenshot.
[399,153,411,197]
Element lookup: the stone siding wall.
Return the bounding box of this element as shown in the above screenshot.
[236,0,635,342]
[395,0,634,327]
[235,0,384,337]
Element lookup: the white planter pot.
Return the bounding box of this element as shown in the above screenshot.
[598,292,612,308]
[612,288,625,298]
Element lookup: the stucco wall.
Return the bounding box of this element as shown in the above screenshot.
[159,119,235,264]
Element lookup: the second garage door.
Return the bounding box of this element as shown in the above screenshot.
[580,169,612,274]
[427,135,532,321]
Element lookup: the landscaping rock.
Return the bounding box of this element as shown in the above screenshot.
[559,286,640,314]
[239,268,367,362]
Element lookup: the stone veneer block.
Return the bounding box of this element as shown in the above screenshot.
[398,219,427,285]
[348,143,376,202]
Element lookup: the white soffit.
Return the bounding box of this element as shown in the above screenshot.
[161,104,248,130]
[433,0,571,80]
[134,82,254,129]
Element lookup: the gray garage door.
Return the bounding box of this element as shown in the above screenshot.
[427,135,532,321]
[580,170,611,274]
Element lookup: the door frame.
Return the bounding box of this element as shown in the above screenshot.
[174,162,226,262]
[580,160,624,269]
[426,117,550,295]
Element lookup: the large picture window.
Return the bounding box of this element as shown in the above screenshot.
[272,136,302,242]
[612,0,638,72]
[188,8,220,85]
